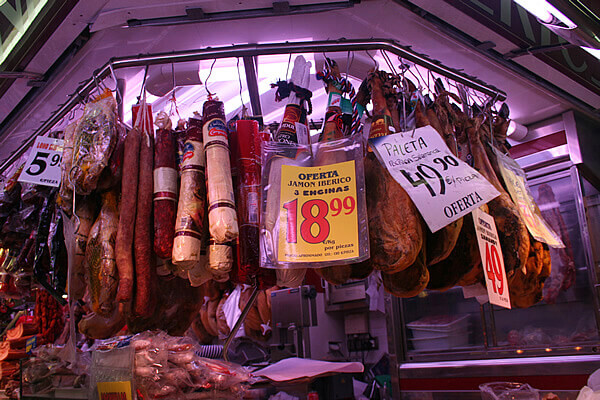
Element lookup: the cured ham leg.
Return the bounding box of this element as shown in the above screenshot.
[364,71,424,274]
[465,116,529,279]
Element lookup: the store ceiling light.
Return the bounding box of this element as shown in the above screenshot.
[513,0,577,28]
[582,46,600,59]
[506,120,529,141]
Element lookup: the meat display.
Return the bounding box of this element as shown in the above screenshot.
[537,183,576,303]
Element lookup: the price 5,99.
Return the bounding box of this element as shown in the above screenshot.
[26,152,62,176]
[283,196,356,244]
[485,241,504,295]
[400,155,458,197]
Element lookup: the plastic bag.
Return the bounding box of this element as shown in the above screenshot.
[89,338,135,400]
[479,382,540,400]
[260,134,369,269]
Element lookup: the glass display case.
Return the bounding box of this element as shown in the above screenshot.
[389,112,600,397]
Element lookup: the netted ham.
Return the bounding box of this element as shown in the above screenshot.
[69,93,118,195]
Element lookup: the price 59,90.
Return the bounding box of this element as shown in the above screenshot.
[400,155,458,197]
[283,196,356,244]
[485,241,504,295]
[26,152,62,176]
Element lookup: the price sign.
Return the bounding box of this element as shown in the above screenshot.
[472,208,511,309]
[369,126,501,232]
[18,136,63,187]
[493,147,564,248]
[97,381,133,400]
[25,335,36,354]
[278,160,359,262]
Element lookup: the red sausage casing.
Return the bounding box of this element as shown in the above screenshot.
[153,128,178,259]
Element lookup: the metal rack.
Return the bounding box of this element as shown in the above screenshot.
[0,38,506,174]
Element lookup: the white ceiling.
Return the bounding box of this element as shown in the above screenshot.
[0,0,598,168]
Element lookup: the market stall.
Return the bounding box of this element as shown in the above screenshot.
[0,1,599,399]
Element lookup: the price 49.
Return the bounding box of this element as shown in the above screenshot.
[283,196,356,244]
[400,155,458,197]
[484,241,504,295]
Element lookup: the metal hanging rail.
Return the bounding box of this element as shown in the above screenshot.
[0,38,506,174]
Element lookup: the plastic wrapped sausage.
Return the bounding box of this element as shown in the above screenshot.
[202,100,239,244]
[172,115,207,271]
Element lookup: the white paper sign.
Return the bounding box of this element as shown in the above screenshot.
[18,137,64,187]
[472,208,511,309]
[369,126,500,232]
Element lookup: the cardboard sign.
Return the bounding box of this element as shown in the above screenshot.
[473,208,511,309]
[493,147,564,248]
[97,381,133,400]
[278,160,359,262]
[18,137,64,187]
[369,127,500,232]
[25,336,36,354]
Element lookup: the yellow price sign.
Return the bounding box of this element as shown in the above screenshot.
[97,381,133,400]
[278,160,359,262]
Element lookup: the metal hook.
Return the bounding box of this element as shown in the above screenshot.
[365,50,378,69]
[204,58,217,98]
[138,64,149,102]
[285,52,293,81]
[236,57,248,118]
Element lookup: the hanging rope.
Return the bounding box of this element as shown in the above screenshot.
[316,58,362,136]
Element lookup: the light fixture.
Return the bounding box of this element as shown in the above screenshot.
[513,0,576,29]
[582,47,600,60]
[506,120,529,141]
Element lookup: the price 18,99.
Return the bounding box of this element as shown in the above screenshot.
[400,155,458,198]
[283,196,356,244]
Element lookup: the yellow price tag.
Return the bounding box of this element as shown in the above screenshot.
[278,160,359,262]
[97,381,133,400]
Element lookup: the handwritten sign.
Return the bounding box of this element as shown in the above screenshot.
[18,136,63,187]
[369,126,500,232]
[473,208,511,309]
[97,381,133,400]
[278,160,359,262]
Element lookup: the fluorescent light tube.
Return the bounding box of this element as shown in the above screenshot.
[513,0,576,28]
[582,47,600,59]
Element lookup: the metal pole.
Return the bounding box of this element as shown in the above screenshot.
[243,56,262,117]
[0,38,505,174]
[222,284,260,362]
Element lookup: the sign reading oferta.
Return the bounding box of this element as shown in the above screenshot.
[0,0,49,66]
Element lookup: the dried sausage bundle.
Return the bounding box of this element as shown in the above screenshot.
[172,115,208,272]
